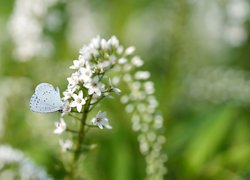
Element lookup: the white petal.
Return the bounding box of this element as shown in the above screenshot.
[81,98,86,105]
[105,124,112,129]
[70,101,78,107]
[88,88,94,95]
[76,104,82,112]
[72,93,79,100]
[78,90,83,98]
[98,124,103,129]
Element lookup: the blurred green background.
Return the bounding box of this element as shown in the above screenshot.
[1,0,250,179]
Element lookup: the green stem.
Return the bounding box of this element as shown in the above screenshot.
[66,128,78,134]
[89,95,105,112]
[85,124,99,128]
[69,95,92,179]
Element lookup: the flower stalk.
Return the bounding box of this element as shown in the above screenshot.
[74,95,92,161]
[67,95,92,179]
[30,35,166,180]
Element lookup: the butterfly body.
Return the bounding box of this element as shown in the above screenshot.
[30,83,64,113]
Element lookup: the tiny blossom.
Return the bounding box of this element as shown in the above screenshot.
[67,72,80,91]
[137,103,146,112]
[91,35,101,49]
[101,38,109,50]
[59,139,73,152]
[62,101,71,115]
[79,65,93,83]
[63,89,75,101]
[135,71,151,80]
[154,115,163,129]
[112,76,120,85]
[141,123,149,132]
[84,76,104,96]
[114,65,121,72]
[54,118,66,134]
[109,55,117,64]
[148,96,158,109]
[109,79,121,94]
[140,142,149,154]
[118,58,128,64]
[144,81,155,94]
[69,59,84,69]
[132,122,141,132]
[132,81,141,90]
[70,90,86,112]
[132,114,140,123]
[78,55,88,64]
[147,132,157,142]
[132,56,144,67]
[108,36,119,48]
[79,47,92,61]
[92,111,112,129]
[117,46,124,54]
[123,64,133,72]
[97,61,111,71]
[123,73,132,82]
[120,95,129,104]
[125,46,135,55]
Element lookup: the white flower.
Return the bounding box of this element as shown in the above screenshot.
[120,95,129,104]
[97,61,111,71]
[84,76,104,96]
[67,72,80,91]
[118,58,128,64]
[112,76,120,85]
[123,73,132,82]
[108,36,119,48]
[101,38,109,50]
[134,71,150,80]
[91,35,101,49]
[69,59,85,69]
[123,64,132,72]
[144,81,155,94]
[117,46,124,54]
[79,65,92,83]
[92,111,112,129]
[131,56,144,67]
[59,139,72,152]
[70,90,86,112]
[62,101,71,115]
[125,46,135,55]
[89,46,99,58]
[109,78,121,94]
[54,118,66,134]
[62,89,75,101]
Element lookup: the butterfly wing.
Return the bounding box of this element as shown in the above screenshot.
[30,83,64,113]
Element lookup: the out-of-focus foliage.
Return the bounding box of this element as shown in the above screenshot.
[0,0,250,179]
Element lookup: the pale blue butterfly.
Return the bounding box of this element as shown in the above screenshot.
[30,83,64,113]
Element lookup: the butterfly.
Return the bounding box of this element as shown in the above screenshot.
[30,83,64,113]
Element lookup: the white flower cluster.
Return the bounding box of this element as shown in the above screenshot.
[116,58,167,179]
[79,37,169,178]
[8,0,57,61]
[53,36,166,179]
[62,35,121,121]
[79,36,167,179]
[0,145,51,180]
[54,36,123,146]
